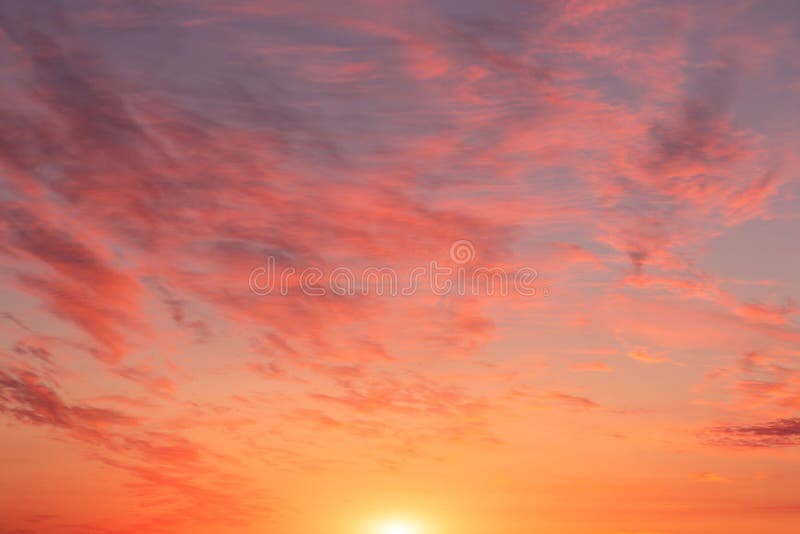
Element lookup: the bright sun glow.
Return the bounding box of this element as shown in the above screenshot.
[376,521,419,534]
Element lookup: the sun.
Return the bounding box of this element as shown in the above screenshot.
[376,520,419,534]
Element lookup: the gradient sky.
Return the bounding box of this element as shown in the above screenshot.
[1,1,800,533]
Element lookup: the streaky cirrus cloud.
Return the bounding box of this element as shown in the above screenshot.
[0,1,799,533]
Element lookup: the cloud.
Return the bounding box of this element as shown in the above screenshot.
[0,206,140,361]
[627,349,670,364]
[13,340,53,364]
[0,364,262,527]
[0,0,797,531]
[644,97,748,178]
[692,472,728,483]
[731,352,800,410]
[0,367,137,430]
[545,391,601,409]
[569,361,612,372]
[710,418,800,448]
[114,365,176,397]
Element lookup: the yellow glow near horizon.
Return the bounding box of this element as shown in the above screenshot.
[376,520,420,534]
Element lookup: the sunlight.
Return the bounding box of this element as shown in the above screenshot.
[376,520,420,534]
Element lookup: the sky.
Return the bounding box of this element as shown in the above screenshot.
[1,1,800,533]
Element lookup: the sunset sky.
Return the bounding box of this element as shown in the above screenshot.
[1,1,800,533]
